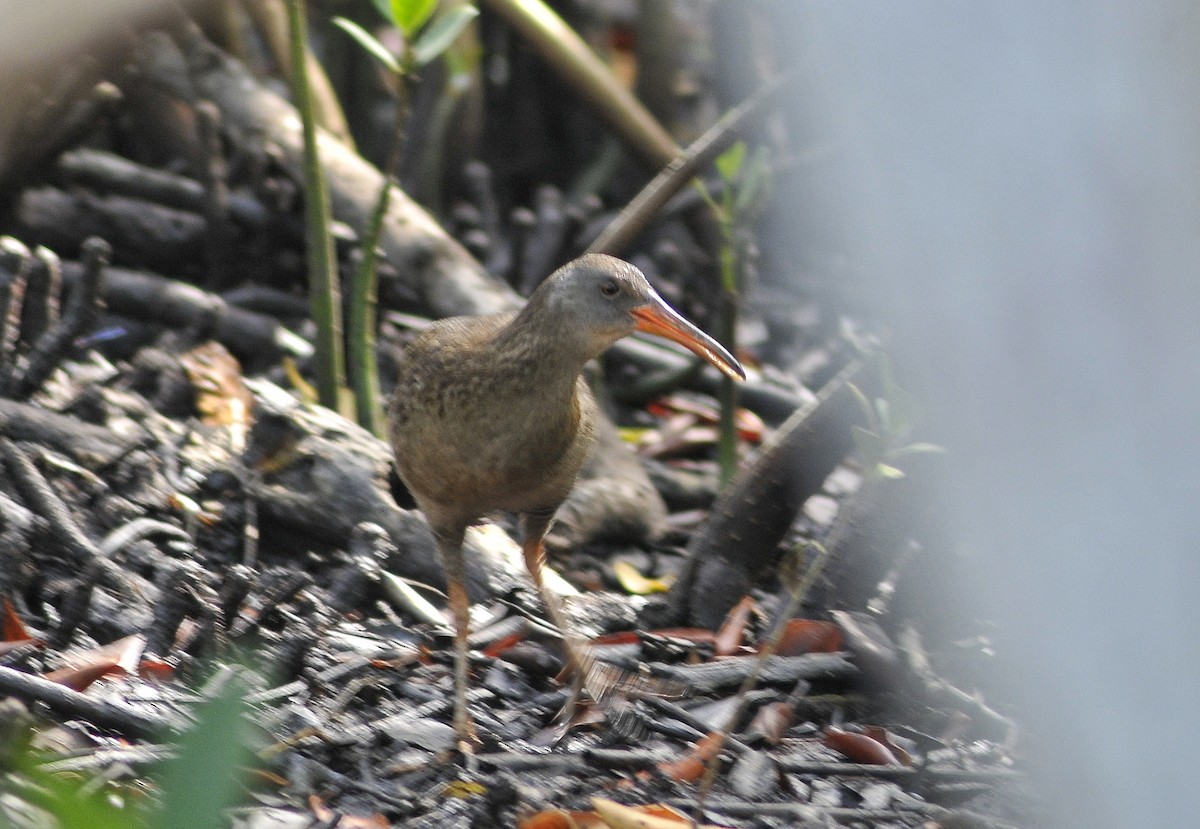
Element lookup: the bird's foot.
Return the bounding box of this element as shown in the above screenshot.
[454,711,480,751]
[430,718,481,770]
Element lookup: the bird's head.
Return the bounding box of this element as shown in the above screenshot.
[532,254,745,381]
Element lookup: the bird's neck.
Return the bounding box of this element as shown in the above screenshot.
[496,295,598,381]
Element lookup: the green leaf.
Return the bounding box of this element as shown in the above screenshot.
[847,381,878,434]
[333,17,401,74]
[889,441,947,458]
[715,140,747,183]
[874,396,891,434]
[150,672,254,829]
[875,462,906,479]
[392,0,439,37]
[886,384,921,438]
[732,145,771,219]
[412,5,479,66]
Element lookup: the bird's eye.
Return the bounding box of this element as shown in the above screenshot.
[600,279,620,298]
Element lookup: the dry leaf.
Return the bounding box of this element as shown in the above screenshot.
[442,780,487,798]
[2,597,32,641]
[657,732,724,783]
[747,701,795,744]
[714,595,755,656]
[591,798,731,829]
[862,725,914,766]
[45,658,124,691]
[771,619,843,656]
[518,809,608,829]
[612,560,674,595]
[180,341,253,449]
[823,726,902,766]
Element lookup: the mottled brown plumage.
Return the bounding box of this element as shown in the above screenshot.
[389,254,743,751]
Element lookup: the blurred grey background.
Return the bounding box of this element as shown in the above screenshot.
[767,3,1200,828]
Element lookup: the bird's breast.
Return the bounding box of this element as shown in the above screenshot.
[390,343,596,519]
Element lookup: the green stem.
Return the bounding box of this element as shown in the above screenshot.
[479,0,678,169]
[716,225,740,487]
[349,56,413,436]
[693,540,832,815]
[285,0,347,412]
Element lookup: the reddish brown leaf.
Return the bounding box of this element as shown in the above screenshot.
[45,658,124,691]
[591,631,643,646]
[714,595,755,656]
[2,597,31,642]
[482,631,527,658]
[518,809,608,829]
[747,701,795,744]
[772,619,843,656]
[137,658,176,680]
[863,725,914,766]
[823,726,902,766]
[658,732,725,782]
[734,408,766,443]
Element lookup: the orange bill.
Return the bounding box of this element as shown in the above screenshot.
[631,296,746,381]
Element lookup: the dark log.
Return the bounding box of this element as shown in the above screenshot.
[543,413,667,553]
[0,399,139,467]
[61,260,305,367]
[56,147,269,229]
[0,665,177,740]
[177,28,521,320]
[13,187,206,274]
[648,652,858,695]
[661,359,874,628]
[12,237,108,399]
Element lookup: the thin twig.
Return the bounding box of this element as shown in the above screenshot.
[480,0,678,169]
[586,75,786,257]
[692,540,832,815]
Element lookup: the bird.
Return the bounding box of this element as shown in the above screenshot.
[388,253,745,751]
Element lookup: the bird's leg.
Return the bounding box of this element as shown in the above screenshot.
[434,525,479,754]
[520,511,592,688]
